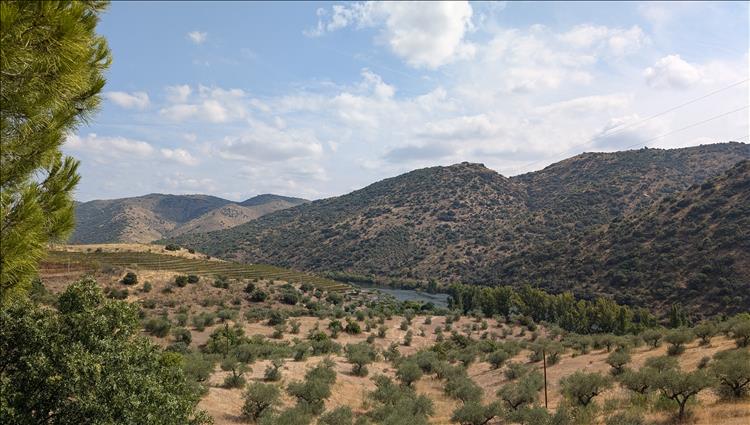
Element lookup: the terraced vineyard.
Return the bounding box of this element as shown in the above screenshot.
[43,250,349,292]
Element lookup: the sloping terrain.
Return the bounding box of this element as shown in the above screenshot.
[71,193,308,243]
[169,142,749,315]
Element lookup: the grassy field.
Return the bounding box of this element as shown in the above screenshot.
[43,248,349,293]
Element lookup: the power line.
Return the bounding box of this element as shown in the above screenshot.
[505,78,750,175]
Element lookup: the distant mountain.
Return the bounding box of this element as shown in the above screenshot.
[70,193,308,244]
[169,142,750,314]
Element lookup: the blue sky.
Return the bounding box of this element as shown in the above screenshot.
[65,1,749,201]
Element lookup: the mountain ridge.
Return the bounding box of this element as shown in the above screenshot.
[70,193,309,244]
[167,142,749,315]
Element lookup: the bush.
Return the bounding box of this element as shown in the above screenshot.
[187,274,200,284]
[264,359,284,382]
[711,349,750,399]
[145,317,172,337]
[641,328,663,348]
[142,281,152,292]
[497,371,543,410]
[286,360,336,414]
[174,275,188,287]
[652,368,713,420]
[172,327,192,345]
[606,349,631,375]
[221,357,248,388]
[345,343,376,376]
[165,244,180,251]
[251,290,269,302]
[560,371,612,406]
[280,290,300,305]
[242,382,280,421]
[396,360,422,387]
[664,328,694,356]
[121,272,138,285]
[605,411,645,425]
[318,406,353,425]
[108,287,128,300]
[730,320,750,348]
[344,320,361,335]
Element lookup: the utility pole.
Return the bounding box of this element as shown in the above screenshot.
[543,348,548,409]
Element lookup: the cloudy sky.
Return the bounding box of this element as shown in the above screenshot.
[65,1,749,202]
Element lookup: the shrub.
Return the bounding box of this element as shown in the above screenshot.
[142,281,152,292]
[251,290,269,302]
[242,382,280,421]
[605,411,645,425]
[652,368,713,420]
[504,362,530,381]
[286,360,336,414]
[497,371,543,410]
[165,244,181,251]
[121,272,138,285]
[187,274,200,284]
[605,349,631,375]
[244,282,256,294]
[280,290,300,305]
[560,371,612,406]
[174,275,188,287]
[403,330,413,346]
[451,401,503,425]
[268,310,287,326]
[641,328,663,348]
[264,359,284,382]
[108,287,128,300]
[396,360,422,387]
[730,320,750,348]
[172,327,192,345]
[711,349,750,399]
[694,321,717,345]
[145,317,171,338]
[664,328,694,356]
[345,343,376,376]
[221,356,249,388]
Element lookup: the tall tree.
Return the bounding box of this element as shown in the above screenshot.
[0,1,110,302]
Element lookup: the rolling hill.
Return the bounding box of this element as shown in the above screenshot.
[70,193,308,244]
[168,142,749,315]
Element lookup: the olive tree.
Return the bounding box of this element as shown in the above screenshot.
[243,382,281,422]
[560,371,612,407]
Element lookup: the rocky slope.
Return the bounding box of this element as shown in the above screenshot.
[71,194,308,243]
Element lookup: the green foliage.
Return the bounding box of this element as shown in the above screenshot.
[497,371,543,410]
[605,349,631,375]
[0,0,111,303]
[664,328,694,355]
[175,275,189,287]
[0,278,208,423]
[286,359,337,415]
[711,349,750,399]
[451,400,503,425]
[264,359,284,382]
[652,368,713,420]
[693,321,717,345]
[121,272,138,285]
[559,371,612,407]
[730,319,750,348]
[318,406,354,425]
[242,382,280,421]
[640,328,663,348]
[345,342,377,376]
[448,284,655,335]
[396,360,423,387]
[367,375,434,425]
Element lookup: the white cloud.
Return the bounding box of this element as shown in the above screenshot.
[160,85,247,123]
[160,148,199,166]
[217,121,323,162]
[166,85,192,103]
[66,133,154,158]
[644,54,703,89]
[187,31,207,44]
[104,91,150,109]
[309,1,475,69]
[558,24,648,56]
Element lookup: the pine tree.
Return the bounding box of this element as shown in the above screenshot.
[0,1,110,303]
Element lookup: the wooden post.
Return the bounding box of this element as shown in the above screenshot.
[543,348,548,409]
